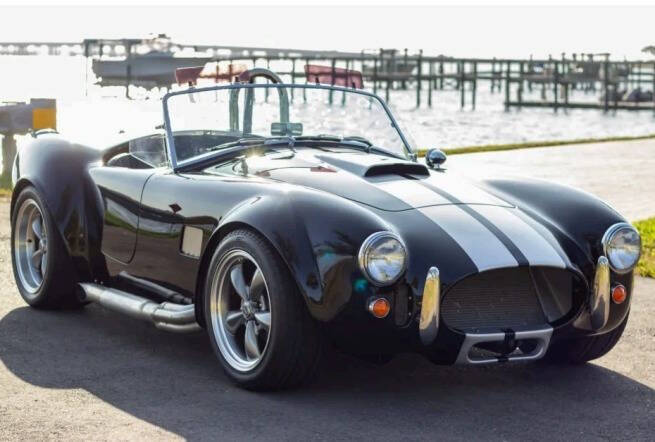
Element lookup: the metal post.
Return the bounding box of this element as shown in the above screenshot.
[652,62,655,116]
[373,57,378,95]
[386,72,390,103]
[460,63,466,108]
[527,55,533,92]
[416,50,423,108]
[303,58,308,103]
[471,61,477,110]
[342,59,348,106]
[603,61,609,113]
[439,61,444,90]
[83,40,90,96]
[553,61,559,113]
[428,61,433,107]
[1,132,16,184]
[504,61,511,111]
[403,48,408,90]
[329,58,336,105]
[455,61,461,90]
[385,51,391,102]
[491,58,496,92]
[290,58,296,102]
[517,61,524,108]
[125,42,132,99]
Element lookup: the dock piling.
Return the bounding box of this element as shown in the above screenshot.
[471,62,477,110]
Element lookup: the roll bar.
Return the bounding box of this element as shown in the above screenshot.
[229,68,290,134]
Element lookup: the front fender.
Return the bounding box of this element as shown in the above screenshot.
[479,177,632,334]
[214,187,392,321]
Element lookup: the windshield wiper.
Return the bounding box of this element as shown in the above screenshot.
[207,136,300,152]
[295,134,372,148]
[295,135,406,159]
[206,137,265,151]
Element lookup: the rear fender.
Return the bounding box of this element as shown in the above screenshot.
[11,137,107,281]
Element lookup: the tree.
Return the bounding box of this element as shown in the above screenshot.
[641,46,655,57]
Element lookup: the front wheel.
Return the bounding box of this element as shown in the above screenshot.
[204,229,321,390]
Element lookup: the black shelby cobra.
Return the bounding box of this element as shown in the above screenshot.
[10,69,641,390]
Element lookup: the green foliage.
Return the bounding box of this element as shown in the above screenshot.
[635,218,655,278]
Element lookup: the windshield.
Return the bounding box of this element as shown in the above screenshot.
[163,84,413,167]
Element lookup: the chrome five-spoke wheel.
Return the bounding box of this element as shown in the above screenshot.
[14,198,48,294]
[210,250,272,372]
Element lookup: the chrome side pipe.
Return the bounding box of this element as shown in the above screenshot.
[78,283,202,333]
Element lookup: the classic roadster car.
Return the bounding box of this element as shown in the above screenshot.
[10,68,641,390]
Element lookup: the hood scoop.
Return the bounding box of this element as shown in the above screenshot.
[315,153,429,178]
[256,150,511,212]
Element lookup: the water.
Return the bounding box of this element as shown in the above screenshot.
[2,56,655,151]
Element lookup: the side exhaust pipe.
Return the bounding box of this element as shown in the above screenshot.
[78,283,202,333]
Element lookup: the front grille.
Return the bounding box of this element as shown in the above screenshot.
[441,267,573,332]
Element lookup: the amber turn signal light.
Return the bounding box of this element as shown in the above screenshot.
[611,284,627,304]
[368,298,391,318]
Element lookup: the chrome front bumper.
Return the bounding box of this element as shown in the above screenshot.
[419,267,440,345]
[418,266,552,364]
[419,256,613,363]
[590,256,611,330]
[455,327,553,364]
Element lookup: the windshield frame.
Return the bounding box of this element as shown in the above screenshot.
[162,83,414,171]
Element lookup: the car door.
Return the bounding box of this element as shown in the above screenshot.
[89,134,166,264]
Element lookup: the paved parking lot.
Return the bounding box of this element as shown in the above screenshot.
[1,140,654,441]
[448,138,655,222]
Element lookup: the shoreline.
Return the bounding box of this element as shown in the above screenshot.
[420,133,655,157]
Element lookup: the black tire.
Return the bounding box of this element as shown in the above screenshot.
[544,313,629,364]
[11,186,79,309]
[204,229,322,390]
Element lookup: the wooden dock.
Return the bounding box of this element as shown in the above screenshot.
[2,37,655,113]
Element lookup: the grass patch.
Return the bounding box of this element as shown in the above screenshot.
[635,217,655,278]
[417,133,655,157]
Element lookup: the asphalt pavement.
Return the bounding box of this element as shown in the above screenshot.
[1,140,654,441]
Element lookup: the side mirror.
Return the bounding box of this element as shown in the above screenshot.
[425,148,447,169]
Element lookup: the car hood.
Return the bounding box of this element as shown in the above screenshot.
[245,150,514,211]
[239,150,572,279]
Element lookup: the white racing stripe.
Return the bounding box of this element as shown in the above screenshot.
[419,205,518,271]
[370,175,566,271]
[423,174,512,207]
[373,178,450,208]
[471,205,567,268]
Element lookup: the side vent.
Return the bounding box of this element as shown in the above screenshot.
[181,226,203,258]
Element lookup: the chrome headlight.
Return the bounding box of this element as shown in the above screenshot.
[358,232,407,286]
[602,223,641,274]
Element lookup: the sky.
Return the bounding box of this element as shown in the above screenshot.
[1,4,655,60]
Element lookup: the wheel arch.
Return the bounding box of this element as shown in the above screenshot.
[193,220,311,328]
[11,137,107,283]
[10,177,36,219]
[192,188,394,324]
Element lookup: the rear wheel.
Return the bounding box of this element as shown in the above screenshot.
[204,229,321,390]
[544,313,629,364]
[11,186,79,309]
